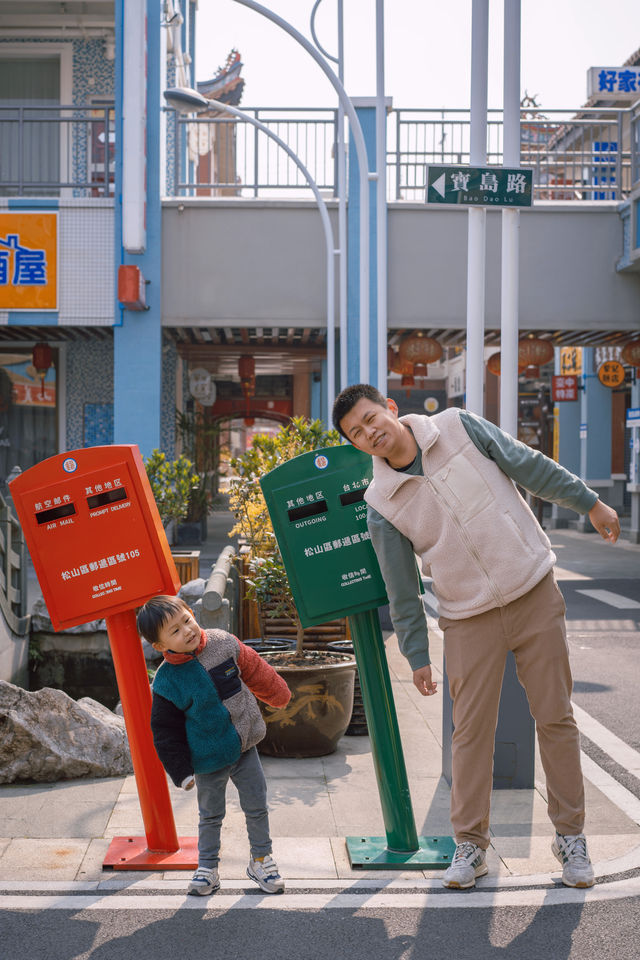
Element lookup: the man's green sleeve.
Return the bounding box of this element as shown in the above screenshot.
[460,410,598,514]
[367,506,431,671]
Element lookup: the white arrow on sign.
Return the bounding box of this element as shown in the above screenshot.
[432,173,446,198]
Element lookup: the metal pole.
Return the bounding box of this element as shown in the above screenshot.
[233,0,371,383]
[106,610,179,852]
[348,608,419,852]
[310,0,346,404]
[500,0,521,437]
[375,0,388,395]
[201,96,337,425]
[466,0,489,416]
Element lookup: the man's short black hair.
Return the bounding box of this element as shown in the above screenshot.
[136,594,189,646]
[332,383,387,439]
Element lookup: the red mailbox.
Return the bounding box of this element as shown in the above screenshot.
[10,445,180,629]
[10,446,198,870]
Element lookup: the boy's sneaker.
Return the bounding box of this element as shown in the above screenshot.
[188,866,220,896]
[551,833,595,888]
[247,854,285,894]
[442,841,488,889]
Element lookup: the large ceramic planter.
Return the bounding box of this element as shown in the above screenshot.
[257,652,356,758]
[326,639,368,736]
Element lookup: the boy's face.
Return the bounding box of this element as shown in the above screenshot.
[153,606,201,654]
[339,396,405,459]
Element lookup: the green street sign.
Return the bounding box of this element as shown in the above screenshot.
[426,164,533,208]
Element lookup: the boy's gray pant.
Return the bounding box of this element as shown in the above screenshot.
[195,745,272,868]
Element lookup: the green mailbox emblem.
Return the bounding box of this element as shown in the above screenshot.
[260,445,388,627]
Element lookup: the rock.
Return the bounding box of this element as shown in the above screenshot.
[142,638,162,664]
[178,578,206,604]
[0,681,132,783]
[30,596,106,634]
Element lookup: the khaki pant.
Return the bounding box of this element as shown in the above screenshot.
[440,571,584,849]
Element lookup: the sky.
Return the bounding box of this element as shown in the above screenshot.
[194,0,639,112]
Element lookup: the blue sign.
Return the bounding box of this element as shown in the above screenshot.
[626,407,640,428]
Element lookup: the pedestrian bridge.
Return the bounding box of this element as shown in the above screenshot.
[161,197,640,343]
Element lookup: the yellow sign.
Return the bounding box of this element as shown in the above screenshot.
[597,360,625,387]
[560,346,582,376]
[0,212,58,311]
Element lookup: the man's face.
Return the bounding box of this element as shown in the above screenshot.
[339,396,405,458]
[153,606,200,654]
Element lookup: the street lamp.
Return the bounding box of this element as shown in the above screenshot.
[164,86,338,426]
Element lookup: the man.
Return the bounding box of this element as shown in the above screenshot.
[332,383,619,890]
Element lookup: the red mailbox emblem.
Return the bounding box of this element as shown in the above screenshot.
[10,445,180,630]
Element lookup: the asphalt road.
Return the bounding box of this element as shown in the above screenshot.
[562,577,640,757]
[3,898,640,960]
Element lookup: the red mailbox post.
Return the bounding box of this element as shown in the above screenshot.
[10,445,198,869]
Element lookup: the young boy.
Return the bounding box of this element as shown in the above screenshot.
[136,594,291,896]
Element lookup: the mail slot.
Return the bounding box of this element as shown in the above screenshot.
[259,444,388,626]
[10,444,180,630]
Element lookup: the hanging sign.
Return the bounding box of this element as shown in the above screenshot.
[597,360,625,387]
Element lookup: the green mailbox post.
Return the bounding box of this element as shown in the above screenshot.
[260,444,455,869]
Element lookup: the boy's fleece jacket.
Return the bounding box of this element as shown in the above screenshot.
[150,628,291,786]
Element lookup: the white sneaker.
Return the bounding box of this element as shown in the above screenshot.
[552,833,595,888]
[247,854,285,893]
[188,866,220,896]
[442,841,488,889]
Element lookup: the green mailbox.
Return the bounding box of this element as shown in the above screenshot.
[260,445,454,870]
[260,444,387,625]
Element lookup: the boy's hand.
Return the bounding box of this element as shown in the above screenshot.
[413,665,438,697]
[181,775,195,791]
[588,500,620,543]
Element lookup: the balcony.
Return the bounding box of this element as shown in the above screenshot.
[0,102,114,199]
[2,101,637,204]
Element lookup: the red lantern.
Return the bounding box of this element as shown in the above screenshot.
[390,355,414,377]
[621,341,640,368]
[238,354,255,384]
[518,337,554,378]
[398,332,443,367]
[487,352,502,377]
[32,342,52,398]
[487,351,528,376]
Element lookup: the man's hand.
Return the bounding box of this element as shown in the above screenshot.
[588,499,620,543]
[181,775,196,791]
[413,665,438,697]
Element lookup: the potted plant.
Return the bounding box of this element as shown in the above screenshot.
[228,417,357,758]
[144,449,200,540]
[175,408,223,542]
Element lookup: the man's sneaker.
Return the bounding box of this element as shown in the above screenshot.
[442,841,488,889]
[552,833,595,888]
[188,866,220,896]
[247,854,285,894]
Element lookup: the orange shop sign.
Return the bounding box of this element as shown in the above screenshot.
[597,360,625,388]
[0,212,58,311]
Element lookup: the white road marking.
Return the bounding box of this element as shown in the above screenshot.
[3,877,640,911]
[576,589,640,610]
[572,702,640,781]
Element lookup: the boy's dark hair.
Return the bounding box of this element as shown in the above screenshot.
[332,383,387,439]
[136,594,190,645]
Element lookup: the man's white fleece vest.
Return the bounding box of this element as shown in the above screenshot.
[364,409,555,620]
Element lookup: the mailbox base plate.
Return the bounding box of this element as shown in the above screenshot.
[103,836,199,870]
[346,835,456,869]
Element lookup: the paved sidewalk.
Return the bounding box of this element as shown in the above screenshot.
[3,514,640,892]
